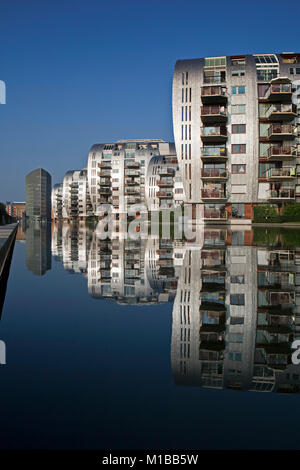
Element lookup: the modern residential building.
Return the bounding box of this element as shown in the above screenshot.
[51,184,63,220]
[5,201,26,219]
[26,168,52,220]
[172,52,300,223]
[86,139,180,215]
[59,169,93,220]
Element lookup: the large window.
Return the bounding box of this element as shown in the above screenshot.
[232,144,246,154]
[232,203,245,219]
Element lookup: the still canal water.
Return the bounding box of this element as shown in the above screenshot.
[1,222,300,449]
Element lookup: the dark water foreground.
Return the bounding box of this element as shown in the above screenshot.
[1,222,300,450]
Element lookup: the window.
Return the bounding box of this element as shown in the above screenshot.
[232,70,245,77]
[232,164,246,174]
[231,275,245,284]
[232,124,246,134]
[232,144,246,154]
[232,104,246,114]
[231,57,245,66]
[204,57,226,67]
[229,352,243,360]
[230,317,244,325]
[232,86,245,95]
[228,333,243,343]
[232,203,245,219]
[230,294,245,305]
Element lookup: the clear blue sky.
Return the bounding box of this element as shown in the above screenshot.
[1,0,299,201]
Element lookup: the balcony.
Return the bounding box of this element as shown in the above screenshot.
[99,188,112,195]
[201,86,227,104]
[124,188,140,195]
[264,83,292,102]
[269,188,295,201]
[99,178,111,186]
[98,162,111,169]
[267,146,296,160]
[201,147,227,162]
[125,162,140,169]
[201,169,228,181]
[201,189,227,201]
[201,126,227,143]
[201,105,227,123]
[266,168,296,180]
[266,103,297,121]
[157,191,173,198]
[157,168,175,177]
[125,196,141,204]
[268,124,295,141]
[157,179,174,187]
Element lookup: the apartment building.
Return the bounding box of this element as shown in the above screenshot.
[172,52,300,223]
[26,168,52,220]
[5,201,26,219]
[60,169,93,220]
[86,139,180,216]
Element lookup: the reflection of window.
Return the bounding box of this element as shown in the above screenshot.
[232,231,244,246]
[228,333,243,343]
[230,294,245,305]
[230,317,244,325]
[231,275,245,284]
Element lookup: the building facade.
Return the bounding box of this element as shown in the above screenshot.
[172,52,300,223]
[26,168,52,220]
[5,202,26,219]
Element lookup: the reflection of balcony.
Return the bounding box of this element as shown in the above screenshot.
[269,188,295,201]
[99,188,112,195]
[125,162,140,169]
[99,162,111,169]
[201,126,227,143]
[267,146,296,160]
[201,86,227,104]
[268,124,295,141]
[201,169,228,181]
[264,83,292,102]
[157,168,175,177]
[266,168,296,180]
[201,189,227,201]
[266,103,297,121]
[203,209,228,221]
[201,105,227,123]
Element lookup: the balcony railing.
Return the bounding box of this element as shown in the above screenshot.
[266,103,297,121]
[98,162,111,169]
[264,83,292,101]
[266,168,296,180]
[201,189,227,200]
[157,179,174,187]
[201,147,227,160]
[201,106,227,122]
[201,169,228,179]
[201,126,227,142]
[267,146,296,160]
[157,191,173,198]
[201,86,227,103]
[267,124,295,140]
[269,189,295,200]
[157,168,175,176]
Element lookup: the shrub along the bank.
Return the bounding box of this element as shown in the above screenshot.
[253,203,300,223]
[253,204,281,223]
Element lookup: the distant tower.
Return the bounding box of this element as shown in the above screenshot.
[26,168,52,220]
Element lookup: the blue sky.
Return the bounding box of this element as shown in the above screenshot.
[1,0,299,201]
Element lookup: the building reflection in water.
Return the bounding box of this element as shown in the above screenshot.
[25,219,51,276]
[50,222,300,393]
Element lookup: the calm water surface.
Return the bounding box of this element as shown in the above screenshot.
[1,222,300,449]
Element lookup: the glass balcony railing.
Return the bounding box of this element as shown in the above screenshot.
[269,188,295,200]
[264,83,292,100]
[201,189,227,200]
[201,106,227,119]
[201,127,227,141]
[201,169,227,179]
[267,146,296,159]
[266,168,296,179]
[267,124,295,139]
[266,103,297,120]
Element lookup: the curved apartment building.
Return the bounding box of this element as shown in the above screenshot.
[172,52,300,223]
